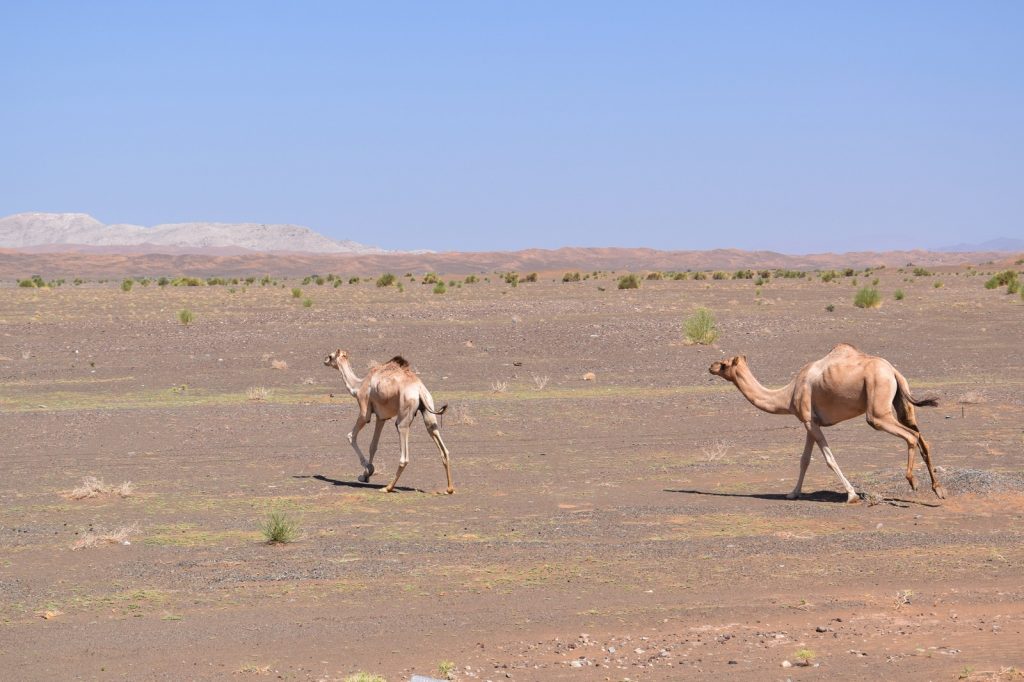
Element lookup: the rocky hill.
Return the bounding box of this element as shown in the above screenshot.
[0,212,384,254]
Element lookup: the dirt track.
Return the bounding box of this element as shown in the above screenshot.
[1,266,1022,680]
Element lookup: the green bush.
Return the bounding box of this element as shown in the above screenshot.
[302,298,313,307]
[291,288,302,298]
[733,269,754,279]
[423,272,440,284]
[894,289,905,300]
[684,307,718,345]
[433,282,446,294]
[261,511,298,544]
[825,304,835,312]
[711,271,729,280]
[673,272,688,280]
[348,276,360,284]
[985,270,1018,289]
[523,272,538,283]
[854,287,882,308]
[464,274,478,284]
[617,274,641,289]
[692,271,708,280]
[376,273,396,288]
[178,309,194,325]
[562,272,581,282]
[843,268,856,277]
[912,267,933,277]
[504,272,519,287]
[820,270,839,282]
[18,279,35,288]
[646,271,664,280]
[121,279,133,292]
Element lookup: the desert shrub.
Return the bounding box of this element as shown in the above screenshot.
[422,272,440,284]
[854,287,882,308]
[984,270,1018,289]
[692,271,708,280]
[733,269,754,279]
[121,279,133,292]
[646,271,663,280]
[302,275,313,285]
[18,279,35,287]
[933,281,943,288]
[348,276,360,284]
[503,272,519,287]
[261,512,298,544]
[156,276,169,286]
[1008,280,1021,294]
[617,274,641,289]
[825,303,835,312]
[315,276,325,286]
[775,269,805,279]
[433,282,446,294]
[438,661,455,679]
[464,274,478,284]
[344,674,386,682]
[523,272,538,283]
[843,268,856,277]
[376,273,396,287]
[247,386,269,401]
[302,298,313,307]
[672,272,688,280]
[172,277,204,286]
[178,308,194,326]
[912,267,933,277]
[260,275,273,286]
[562,272,581,282]
[206,277,229,286]
[73,278,85,286]
[244,276,256,284]
[684,307,718,344]
[291,288,302,298]
[754,277,766,286]
[820,270,839,282]
[894,289,905,300]
[711,271,729,280]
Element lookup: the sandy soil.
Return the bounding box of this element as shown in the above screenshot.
[1,265,1022,681]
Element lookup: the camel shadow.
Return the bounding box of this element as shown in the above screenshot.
[664,488,852,504]
[294,474,423,494]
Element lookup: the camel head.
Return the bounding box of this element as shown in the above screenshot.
[709,355,747,382]
[323,348,349,370]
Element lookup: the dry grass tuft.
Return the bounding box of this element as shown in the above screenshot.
[247,386,270,401]
[65,476,133,500]
[270,359,288,370]
[532,374,550,390]
[449,403,476,425]
[700,438,732,462]
[490,380,508,393]
[72,524,138,550]
[582,371,596,382]
[957,390,987,405]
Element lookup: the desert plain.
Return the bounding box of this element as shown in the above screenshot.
[1,262,1022,681]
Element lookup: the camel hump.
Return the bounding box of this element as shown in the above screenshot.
[828,343,861,356]
[388,355,410,368]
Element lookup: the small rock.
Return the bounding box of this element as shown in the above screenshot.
[728,660,738,665]
[816,626,828,633]
[782,660,793,668]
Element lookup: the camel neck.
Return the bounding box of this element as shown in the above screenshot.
[732,365,793,415]
[337,360,363,396]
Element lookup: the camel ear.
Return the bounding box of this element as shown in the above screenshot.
[335,348,341,357]
[740,355,747,363]
[729,356,740,367]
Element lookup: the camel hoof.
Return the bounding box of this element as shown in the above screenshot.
[906,477,918,491]
[846,494,862,505]
[380,486,394,494]
[933,485,947,500]
[786,492,800,500]
[357,472,370,483]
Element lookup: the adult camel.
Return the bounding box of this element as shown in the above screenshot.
[709,344,944,503]
[324,350,453,494]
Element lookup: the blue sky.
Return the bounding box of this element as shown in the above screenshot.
[1,2,1021,253]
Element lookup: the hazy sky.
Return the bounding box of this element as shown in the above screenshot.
[2,2,1021,253]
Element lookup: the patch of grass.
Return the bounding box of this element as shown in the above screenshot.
[933,280,943,288]
[984,270,1018,289]
[683,307,718,345]
[646,271,663,280]
[376,273,396,287]
[433,282,446,294]
[120,278,133,292]
[261,512,299,544]
[72,524,138,550]
[291,287,302,298]
[894,289,905,300]
[733,269,754,279]
[178,308,194,326]
[562,271,581,282]
[913,267,933,276]
[344,674,386,682]
[794,648,816,665]
[503,271,519,287]
[853,287,882,308]
[438,661,456,679]
[692,271,708,280]
[302,298,313,307]
[825,303,835,312]
[617,273,641,289]
[247,386,269,401]
[464,274,478,284]
[65,476,133,500]
[523,272,538,282]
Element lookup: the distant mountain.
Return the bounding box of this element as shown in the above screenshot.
[937,237,1024,253]
[0,212,386,254]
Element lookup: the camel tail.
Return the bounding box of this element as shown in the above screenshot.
[894,372,938,408]
[420,401,448,416]
[418,387,448,416]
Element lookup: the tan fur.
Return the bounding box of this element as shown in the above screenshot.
[709,344,944,503]
[324,349,453,494]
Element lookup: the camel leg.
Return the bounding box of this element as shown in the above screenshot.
[787,432,815,500]
[868,410,946,499]
[359,417,386,482]
[383,418,413,493]
[806,422,860,504]
[347,414,371,477]
[895,405,946,499]
[422,412,453,494]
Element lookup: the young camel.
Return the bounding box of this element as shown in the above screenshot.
[709,344,944,503]
[324,350,453,494]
